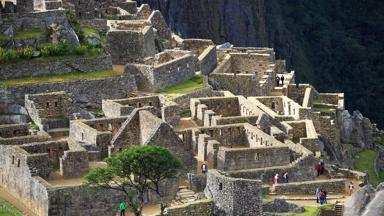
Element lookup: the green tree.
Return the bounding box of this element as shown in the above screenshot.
[84,145,183,216]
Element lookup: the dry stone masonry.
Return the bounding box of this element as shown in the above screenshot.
[0,1,378,216]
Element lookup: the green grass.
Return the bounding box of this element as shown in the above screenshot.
[14,28,46,39]
[0,70,123,86]
[82,27,107,44]
[0,199,22,216]
[312,98,323,104]
[3,53,105,65]
[282,205,335,216]
[354,150,384,187]
[156,75,206,97]
[313,107,336,114]
[0,35,8,41]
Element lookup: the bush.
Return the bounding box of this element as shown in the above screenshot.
[39,44,51,57]
[73,45,88,56]
[0,47,5,63]
[4,50,20,62]
[18,47,34,59]
[57,43,71,55]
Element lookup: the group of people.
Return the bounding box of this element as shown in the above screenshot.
[315,188,328,205]
[316,160,325,176]
[275,75,285,86]
[272,172,289,184]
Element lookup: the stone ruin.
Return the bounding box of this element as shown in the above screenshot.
[0,1,377,216]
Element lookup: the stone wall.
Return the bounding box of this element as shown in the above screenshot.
[0,75,138,107]
[165,199,213,216]
[102,96,161,117]
[107,25,156,64]
[181,39,217,75]
[0,55,112,79]
[187,172,207,192]
[0,123,29,138]
[273,179,346,195]
[174,87,223,110]
[128,50,197,91]
[217,146,291,171]
[80,19,108,33]
[204,170,263,216]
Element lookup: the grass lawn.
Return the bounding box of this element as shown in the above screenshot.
[0,199,22,216]
[156,75,206,97]
[0,70,123,86]
[281,205,335,216]
[354,150,384,187]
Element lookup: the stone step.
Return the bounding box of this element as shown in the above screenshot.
[177,191,195,196]
[270,195,345,201]
[48,127,69,138]
[178,185,188,190]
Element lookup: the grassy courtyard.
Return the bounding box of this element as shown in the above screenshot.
[281,205,335,216]
[0,70,123,86]
[354,150,384,187]
[156,75,206,97]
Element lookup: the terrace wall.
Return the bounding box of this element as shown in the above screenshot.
[0,55,112,79]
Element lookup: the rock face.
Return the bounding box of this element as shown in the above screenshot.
[339,110,373,149]
[343,185,376,216]
[263,199,304,213]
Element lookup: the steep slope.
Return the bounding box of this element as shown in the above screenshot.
[138,0,384,128]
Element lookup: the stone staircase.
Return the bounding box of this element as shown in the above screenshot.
[172,186,197,205]
[335,202,344,216]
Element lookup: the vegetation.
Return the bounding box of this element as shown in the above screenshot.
[282,205,335,216]
[0,199,22,216]
[82,27,107,44]
[0,43,103,64]
[14,28,46,39]
[0,70,122,86]
[354,150,384,187]
[84,145,183,216]
[156,75,206,97]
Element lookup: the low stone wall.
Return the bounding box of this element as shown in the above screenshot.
[0,75,137,107]
[164,199,213,216]
[173,87,224,109]
[273,179,346,195]
[0,55,112,79]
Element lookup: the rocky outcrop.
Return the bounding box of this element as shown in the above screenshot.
[339,110,373,149]
[263,199,304,213]
[343,184,376,216]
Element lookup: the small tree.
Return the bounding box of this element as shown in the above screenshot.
[84,145,183,216]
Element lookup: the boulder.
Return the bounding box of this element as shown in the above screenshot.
[339,110,373,149]
[343,185,375,216]
[263,199,304,213]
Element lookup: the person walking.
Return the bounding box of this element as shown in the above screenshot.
[316,162,322,177]
[323,190,328,204]
[348,181,354,196]
[320,160,325,175]
[273,174,279,185]
[283,172,289,183]
[119,202,126,216]
[315,188,320,203]
[319,190,325,205]
[276,76,280,86]
[280,75,285,85]
[201,162,208,174]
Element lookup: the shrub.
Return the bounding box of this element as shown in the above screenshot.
[39,44,51,57]
[73,45,88,56]
[18,47,34,59]
[4,50,20,62]
[0,47,5,62]
[57,43,71,55]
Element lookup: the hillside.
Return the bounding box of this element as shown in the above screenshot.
[138,0,384,128]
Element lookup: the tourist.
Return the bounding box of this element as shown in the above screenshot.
[348,181,354,196]
[323,190,328,204]
[273,174,279,185]
[316,162,322,176]
[320,160,325,175]
[319,190,325,205]
[119,202,126,216]
[315,188,320,203]
[201,162,208,174]
[276,76,280,86]
[283,172,289,183]
[280,75,285,85]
